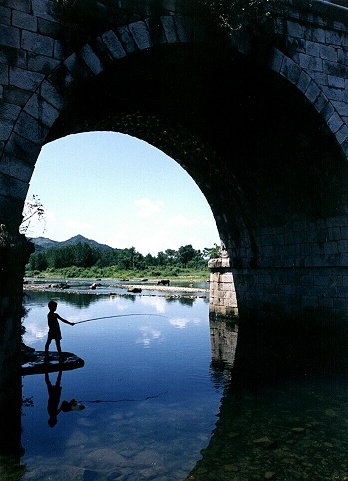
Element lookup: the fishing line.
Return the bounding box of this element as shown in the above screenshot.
[81,391,168,404]
[73,313,166,324]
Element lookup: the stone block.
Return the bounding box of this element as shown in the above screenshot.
[266,48,283,73]
[37,18,60,38]
[53,40,64,60]
[174,16,188,43]
[322,85,344,101]
[327,111,344,134]
[4,131,41,159]
[101,30,127,60]
[286,20,305,39]
[0,6,11,25]
[321,101,335,122]
[0,172,28,199]
[21,30,54,56]
[0,119,13,140]
[117,25,138,54]
[64,52,90,80]
[2,85,31,107]
[91,37,115,66]
[4,0,32,14]
[323,59,348,77]
[319,44,338,62]
[280,56,301,84]
[0,45,27,68]
[313,92,329,113]
[28,53,60,74]
[81,44,104,76]
[23,93,60,127]
[325,30,344,46]
[13,111,48,143]
[0,25,20,49]
[337,48,348,65]
[0,64,8,85]
[328,75,344,88]
[287,35,306,53]
[36,79,64,110]
[9,66,44,92]
[304,26,326,43]
[161,16,178,43]
[129,21,152,50]
[0,102,21,121]
[31,0,57,21]
[340,136,348,157]
[2,154,33,183]
[145,17,166,46]
[305,40,319,56]
[335,123,348,144]
[299,53,323,72]
[12,10,37,32]
[305,80,321,103]
[314,72,328,86]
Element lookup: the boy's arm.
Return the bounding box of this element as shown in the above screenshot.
[57,314,74,325]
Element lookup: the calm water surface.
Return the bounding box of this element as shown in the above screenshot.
[3,286,348,481]
[21,289,223,481]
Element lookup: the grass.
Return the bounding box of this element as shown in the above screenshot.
[25,266,210,282]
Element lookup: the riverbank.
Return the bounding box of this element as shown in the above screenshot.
[23,278,209,296]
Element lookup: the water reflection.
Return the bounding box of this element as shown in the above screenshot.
[187,316,348,481]
[3,290,348,481]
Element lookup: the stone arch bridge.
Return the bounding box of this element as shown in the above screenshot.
[2,0,348,342]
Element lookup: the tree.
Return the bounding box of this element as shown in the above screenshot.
[201,0,278,31]
[203,243,222,259]
[20,195,46,235]
[177,245,199,268]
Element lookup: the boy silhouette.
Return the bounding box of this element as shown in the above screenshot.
[45,300,74,361]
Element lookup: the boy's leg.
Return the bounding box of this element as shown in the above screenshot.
[56,340,63,360]
[45,338,51,354]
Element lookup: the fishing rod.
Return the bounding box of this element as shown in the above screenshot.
[73,313,166,325]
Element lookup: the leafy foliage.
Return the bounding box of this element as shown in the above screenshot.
[20,195,46,235]
[199,0,278,31]
[27,241,220,276]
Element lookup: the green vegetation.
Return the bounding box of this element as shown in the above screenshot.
[26,242,221,280]
[200,0,278,31]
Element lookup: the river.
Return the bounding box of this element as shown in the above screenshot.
[1,282,348,480]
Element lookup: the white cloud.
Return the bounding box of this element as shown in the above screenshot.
[23,321,47,344]
[136,326,162,347]
[140,296,167,314]
[134,198,162,218]
[168,317,191,329]
[165,215,200,227]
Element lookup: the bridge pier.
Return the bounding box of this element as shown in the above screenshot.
[209,257,348,325]
[0,230,33,458]
[208,256,238,321]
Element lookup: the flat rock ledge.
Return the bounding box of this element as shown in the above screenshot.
[21,347,84,375]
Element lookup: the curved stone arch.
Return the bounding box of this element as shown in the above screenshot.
[0,13,209,232]
[228,28,348,160]
[269,48,348,157]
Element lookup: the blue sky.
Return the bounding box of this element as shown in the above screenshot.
[25,131,219,255]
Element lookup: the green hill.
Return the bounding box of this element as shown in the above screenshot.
[30,235,114,252]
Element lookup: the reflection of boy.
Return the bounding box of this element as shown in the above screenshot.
[45,371,85,428]
[45,371,62,428]
[45,300,74,361]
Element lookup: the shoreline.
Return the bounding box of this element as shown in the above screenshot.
[24,282,209,295]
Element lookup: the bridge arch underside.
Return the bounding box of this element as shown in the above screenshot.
[30,42,348,326]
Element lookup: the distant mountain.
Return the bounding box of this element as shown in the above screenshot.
[30,235,114,252]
